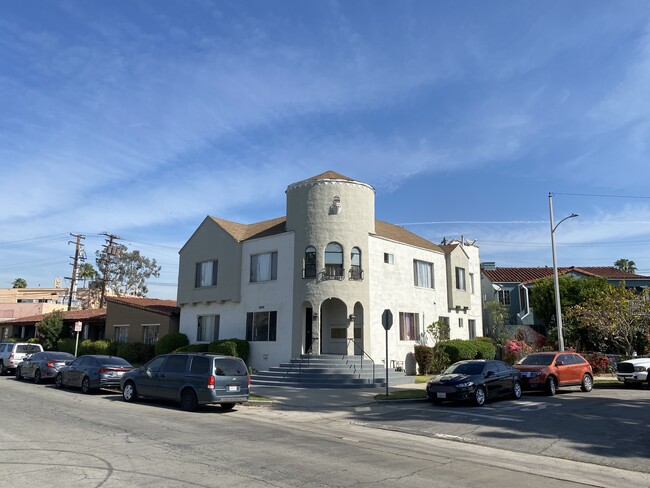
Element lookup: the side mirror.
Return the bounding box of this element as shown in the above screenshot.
[485,371,495,377]
[555,361,564,366]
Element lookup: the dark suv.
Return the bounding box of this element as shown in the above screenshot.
[120,353,250,411]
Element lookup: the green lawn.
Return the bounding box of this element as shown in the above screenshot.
[374,389,427,401]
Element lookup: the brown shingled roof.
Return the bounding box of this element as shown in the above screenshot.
[308,171,355,181]
[210,216,287,242]
[4,308,106,326]
[374,220,443,253]
[106,297,179,317]
[482,266,650,284]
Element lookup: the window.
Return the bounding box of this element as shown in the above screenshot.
[195,260,218,288]
[455,267,466,291]
[246,311,277,342]
[163,355,188,373]
[250,252,278,282]
[197,315,220,342]
[468,319,476,339]
[190,356,210,374]
[304,246,317,278]
[498,289,511,305]
[438,316,451,340]
[145,355,166,372]
[114,325,129,344]
[324,242,344,278]
[142,325,160,345]
[458,318,464,328]
[469,273,475,294]
[350,247,363,280]
[384,253,394,264]
[413,260,434,288]
[399,312,420,341]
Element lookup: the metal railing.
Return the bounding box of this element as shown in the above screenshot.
[345,339,375,384]
[298,337,319,383]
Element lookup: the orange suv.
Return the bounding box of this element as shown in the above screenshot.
[513,351,593,396]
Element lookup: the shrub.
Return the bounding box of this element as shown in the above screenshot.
[117,342,155,364]
[430,347,451,374]
[474,339,497,360]
[438,339,497,364]
[175,343,210,353]
[79,339,112,356]
[106,341,119,356]
[585,352,612,375]
[155,333,189,355]
[503,339,533,365]
[413,345,434,375]
[210,340,238,357]
[56,338,77,355]
[207,339,250,362]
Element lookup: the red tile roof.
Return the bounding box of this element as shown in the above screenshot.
[106,297,179,317]
[482,266,650,284]
[4,308,106,326]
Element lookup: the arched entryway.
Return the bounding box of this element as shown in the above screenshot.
[320,298,349,355]
[352,302,364,356]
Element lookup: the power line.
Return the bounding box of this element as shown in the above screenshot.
[553,192,650,199]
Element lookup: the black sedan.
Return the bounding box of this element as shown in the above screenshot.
[55,355,133,394]
[16,351,75,383]
[426,360,522,406]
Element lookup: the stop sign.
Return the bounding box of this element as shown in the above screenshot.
[381,309,393,331]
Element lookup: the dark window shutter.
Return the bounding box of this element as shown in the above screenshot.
[195,263,202,287]
[246,313,253,341]
[212,260,218,286]
[269,311,277,341]
[271,252,278,280]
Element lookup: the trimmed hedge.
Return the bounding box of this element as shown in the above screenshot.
[117,342,155,364]
[56,338,77,355]
[414,345,434,375]
[155,333,189,355]
[210,340,238,357]
[439,338,496,364]
[79,339,112,356]
[208,338,249,363]
[175,343,210,353]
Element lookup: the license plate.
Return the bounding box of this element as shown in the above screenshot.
[227,385,239,392]
[436,392,446,399]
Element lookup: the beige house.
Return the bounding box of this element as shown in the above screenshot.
[0,287,68,340]
[105,297,180,345]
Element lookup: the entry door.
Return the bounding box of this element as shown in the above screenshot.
[305,308,313,354]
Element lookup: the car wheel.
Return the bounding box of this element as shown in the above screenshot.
[33,369,41,384]
[545,377,557,396]
[0,362,6,376]
[219,403,235,411]
[55,373,64,389]
[15,367,22,381]
[473,386,486,406]
[580,373,593,392]
[180,389,198,412]
[122,381,138,403]
[81,376,92,394]
[512,380,522,399]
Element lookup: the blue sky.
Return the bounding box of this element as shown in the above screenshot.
[2,1,650,300]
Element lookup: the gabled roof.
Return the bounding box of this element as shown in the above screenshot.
[439,242,471,259]
[374,220,443,253]
[106,297,179,317]
[209,216,287,242]
[4,308,106,326]
[482,266,650,285]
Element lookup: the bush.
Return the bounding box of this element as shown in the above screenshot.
[106,341,119,356]
[430,347,451,374]
[210,340,238,357]
[56,338,77,355]
[207,339,250,362]
[117,343,155,364]
[79,339,112,356]
[438,339,497,364]
[155,333,189,355]
[175,343,210,353]
[413,345,434,375]
[584,352,612,375]
[474,338,497,360]
[502,339,534,365]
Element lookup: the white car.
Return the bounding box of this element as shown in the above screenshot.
[0,342,44,375]
[616,357,650,387]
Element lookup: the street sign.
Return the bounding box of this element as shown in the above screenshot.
[74,321,82,332]
[381,309,393,331]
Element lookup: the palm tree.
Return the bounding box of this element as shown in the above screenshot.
[614,259,637,274]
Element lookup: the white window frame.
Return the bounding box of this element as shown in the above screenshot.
[250,252,278,283]
[114,325,129,344]
[142,324,160,345]
[197,315,220,342]
[195,260,218,288]
[455,267,466,291]
[399,312,420,341]
[469,273,475,294]
[384,253,394,264]
[413,260,434,288]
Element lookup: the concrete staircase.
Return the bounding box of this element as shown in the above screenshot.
[251,354,414,389]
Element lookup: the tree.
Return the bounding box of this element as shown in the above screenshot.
[565,285,650,355]
[483,300,511,346]
[529,275,610,331]
[12,278,27,288]
[36,310,64,350]
[77,263,97,287]
[96,244,161,298]
[614,259,637,274]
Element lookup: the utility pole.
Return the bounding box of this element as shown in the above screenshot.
[99,233,120,308]
[66,233,85,311]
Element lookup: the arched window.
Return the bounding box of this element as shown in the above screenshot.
[304,246,317,278]
[350,247,363,280]
[324,242,344,279]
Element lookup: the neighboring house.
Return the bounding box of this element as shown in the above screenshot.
[0,287,69,340]
[177,171,483,371]
[105,296,180,345]
[480,263,650,334]
[1,308,106,342]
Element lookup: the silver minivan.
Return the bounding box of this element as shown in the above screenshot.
[120,353,250,411]
[0,342,44,375]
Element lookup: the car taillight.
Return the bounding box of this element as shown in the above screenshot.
[98,368,117,373]
[46,362,54,368]
[9,353,13,360]
[247,375,251,387]
[207,375,215,390]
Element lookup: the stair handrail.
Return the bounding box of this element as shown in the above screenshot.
[298,337,319,384]
[345,339,375,383]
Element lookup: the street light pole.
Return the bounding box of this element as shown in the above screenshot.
[548,193,578,352]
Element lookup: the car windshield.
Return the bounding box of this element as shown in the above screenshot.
[16,344,40,353]
[47,352,75,360]
[214,359,248,376]
[97,357,132,367]
[443,363,484,375]
[518,354,554,366]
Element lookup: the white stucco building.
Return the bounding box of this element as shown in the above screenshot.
[177,171,483,370]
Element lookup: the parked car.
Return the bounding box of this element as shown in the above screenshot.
[426,359,522,407]
[616,356,650,388]
[55,355,133,393]
[120,353,250,412]
[16,351,76,383]
[514,351,593,396]
[0,342,44,375]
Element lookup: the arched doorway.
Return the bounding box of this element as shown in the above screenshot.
[352,302,364,355]
[320,298,348,355]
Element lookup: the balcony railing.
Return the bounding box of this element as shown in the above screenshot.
[321,265,345,281]
[349,265,364,281]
